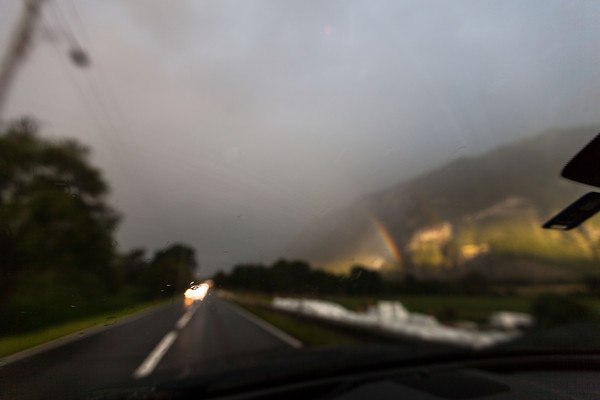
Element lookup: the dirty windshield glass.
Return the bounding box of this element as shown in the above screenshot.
[1,1,599,399]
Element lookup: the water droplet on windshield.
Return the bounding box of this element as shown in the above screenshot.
[222,146,241,162]
[487,77,508,94]
[334,148,346,163]
[450,146,468,159]
[320,206,332,216]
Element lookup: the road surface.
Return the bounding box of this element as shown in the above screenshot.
[0,293,301,399]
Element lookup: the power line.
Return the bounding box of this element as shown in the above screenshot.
[49,2,119,131]
[64,0,92,51]
[51,1,135,148]
[46,3,117,131]
[43,2,319,244]
[40,13,111,135]
[50,0,78,47]
[53,2,322,219]
[41,3,176,239]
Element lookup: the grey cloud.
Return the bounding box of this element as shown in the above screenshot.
[1,0,599,274]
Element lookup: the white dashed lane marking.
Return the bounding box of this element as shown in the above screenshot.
[175,310,193,330]
[133,331,178,379]
[133,305,198,378]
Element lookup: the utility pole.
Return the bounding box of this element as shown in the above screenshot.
[0,0,89,120]
[0,0,44,120]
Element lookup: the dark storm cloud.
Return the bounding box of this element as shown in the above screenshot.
[1,0,599,274]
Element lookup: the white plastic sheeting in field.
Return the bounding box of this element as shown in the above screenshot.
[489,311,535,330]
[272,297,521,348]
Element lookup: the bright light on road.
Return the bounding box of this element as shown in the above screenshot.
[184,283,209,301]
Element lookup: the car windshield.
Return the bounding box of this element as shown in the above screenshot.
[1,0,599,398]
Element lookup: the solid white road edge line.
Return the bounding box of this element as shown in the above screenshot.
[133,331,178,379]
[222,300,303,349]
[0,301,174,368]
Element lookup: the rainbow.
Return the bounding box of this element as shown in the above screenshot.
[368,196,446,270]
[371,215,404,269]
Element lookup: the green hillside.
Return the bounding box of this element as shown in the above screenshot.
[290,127,600,282]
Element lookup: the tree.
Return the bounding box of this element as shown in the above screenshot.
[116,248,149,284]
[271,259,312,293]
[215,261,387,295]
[226,264,272,292]
[0,119,120,309]
[531,294,595,329]
[213,271,228,287]
[583,275,600,297]
[459,271,490,295]
[139,244,197,298]
[346,266,383,295]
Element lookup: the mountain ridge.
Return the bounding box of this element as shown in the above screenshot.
[289,126,600,282]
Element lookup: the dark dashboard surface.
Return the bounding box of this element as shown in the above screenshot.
[90,353,600,399]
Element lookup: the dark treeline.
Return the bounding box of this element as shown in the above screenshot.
[116,245,197,299]
[213,259,501,297]
[0,119,196,335]
[215,261,600,300]
[215,261,600,327]
[214,260,384,296]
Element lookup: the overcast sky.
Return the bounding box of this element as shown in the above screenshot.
[1,0,599,275]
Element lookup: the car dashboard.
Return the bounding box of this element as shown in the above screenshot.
[245,354,599,400]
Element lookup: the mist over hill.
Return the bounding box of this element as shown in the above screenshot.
[289,127,600,282]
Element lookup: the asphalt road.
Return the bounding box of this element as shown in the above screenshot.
[0,292,301,399]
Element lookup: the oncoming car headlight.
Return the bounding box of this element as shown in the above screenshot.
[184,283,209,301]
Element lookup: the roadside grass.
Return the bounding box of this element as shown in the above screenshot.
[235,302,357,346]
[0,299,168,359]
[221,290,273,303]
[580,297,600,313]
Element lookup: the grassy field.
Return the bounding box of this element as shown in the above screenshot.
[505,284,587,296]
[0,299,169,359]
[235,302,356,346]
